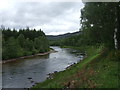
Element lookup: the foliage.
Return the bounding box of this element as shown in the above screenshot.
[1,28,49,60]
[2,37,23,59]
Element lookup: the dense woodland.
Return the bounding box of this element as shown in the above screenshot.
[1,27,49,60]
[80,2,120,50]
[51,2,120,51]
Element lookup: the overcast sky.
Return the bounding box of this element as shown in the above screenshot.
[0,0,84,35]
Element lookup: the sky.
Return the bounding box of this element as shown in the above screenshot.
[0,0,84,35]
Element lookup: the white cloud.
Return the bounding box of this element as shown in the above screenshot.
[0,1,84,35]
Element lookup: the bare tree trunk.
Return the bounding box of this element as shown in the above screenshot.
[114,4,118,50]
[116,2,120,50]
[114,2,120,50]
[114,28,117,50]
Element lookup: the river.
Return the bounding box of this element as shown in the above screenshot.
[2,46,83,88]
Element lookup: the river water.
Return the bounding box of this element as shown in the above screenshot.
[2,46,83,88]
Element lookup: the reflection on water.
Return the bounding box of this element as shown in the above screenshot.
[2,46,83,88]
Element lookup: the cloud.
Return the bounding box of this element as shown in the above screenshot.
[0,1,84,35]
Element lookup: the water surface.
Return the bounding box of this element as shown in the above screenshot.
[2,46,83,88]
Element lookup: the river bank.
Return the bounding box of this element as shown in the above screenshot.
[1,49,57,64]
[3,46,82,88]
[32,45,119,88]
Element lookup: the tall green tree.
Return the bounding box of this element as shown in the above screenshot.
[17,34,25,48]
[81,2,120,49]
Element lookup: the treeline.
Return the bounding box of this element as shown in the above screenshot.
[2,27,49,60]
[59,2,120,50]
[49,39,63,46]
[80,2,120,50]
[49,34,82,47]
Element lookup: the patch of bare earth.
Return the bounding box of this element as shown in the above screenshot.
[62,66,101,88]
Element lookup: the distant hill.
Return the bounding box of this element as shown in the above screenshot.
[47,31,80,40]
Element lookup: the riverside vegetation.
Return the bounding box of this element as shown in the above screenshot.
[2,27,49,60]
[32,2,120,88]
[32,46,119,88]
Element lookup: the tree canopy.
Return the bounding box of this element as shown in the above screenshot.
[1,28,49,60]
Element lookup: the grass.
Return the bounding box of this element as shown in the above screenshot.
[31,45,119,88]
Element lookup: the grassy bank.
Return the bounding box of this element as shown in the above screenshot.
[32,45,119,88]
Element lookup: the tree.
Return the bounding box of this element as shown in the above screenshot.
[2,27,50,60]
[3,37,23,59]
[80,2,120,49]
[17,34,25,48]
